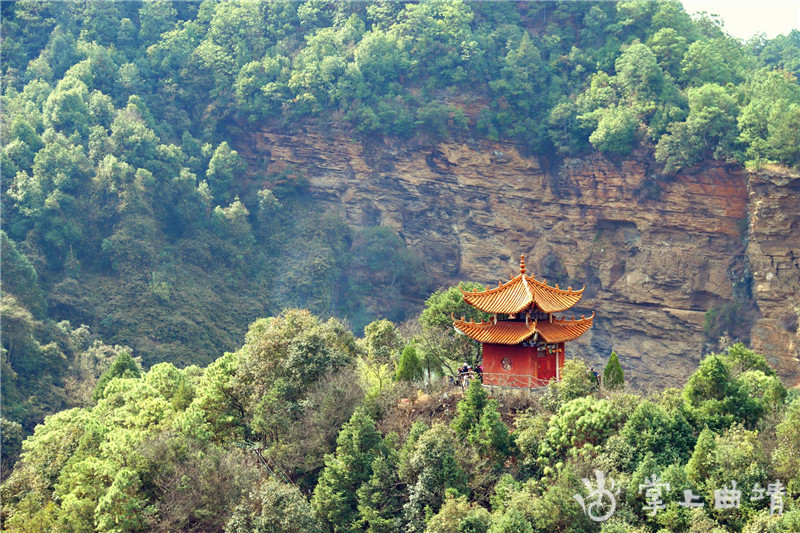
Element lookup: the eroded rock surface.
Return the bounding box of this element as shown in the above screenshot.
[237,127,799,388]
[746,168,800,386]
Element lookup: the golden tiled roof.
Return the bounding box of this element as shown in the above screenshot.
[453,319,537,344]
[536,314,594,343]
[461,256,584,314]
[453,313,594,345]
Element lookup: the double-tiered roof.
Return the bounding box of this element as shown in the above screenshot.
[461,256,584,314]
[453,256,593,345]
[453,314,594,345]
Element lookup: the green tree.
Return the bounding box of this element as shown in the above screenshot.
[512,412,549,478]
[488,508,533,533]
[588,105,637,155]
[547,99,589,155]
[1,231,46,319]
[1,418,24,477]
[1,408,92,530]
[226,479,324,533]
[206,141,245,204]
[773,397,800,496]
[538,396,626,474]
[426,492,491,533]
[737,68,800,166]
[765,102,800,167]
[403,424,468,533]
[144,362,195,410]
[620,400,694,466]
[396,344,424,382]
[451,380,512,464]
[614,42,664,103]
[681,38,750,86]
[418,282,489,373]
[234,55,291,120]
[682,350,768,431]
[685,425,769,529]
[656,83,740,172]
[647,28,689,79]
[92,350,141,402]
[311,408,386,531]
[138,0,178,45]
[93,468,151,533]
[758,29,800,79]
[211,197,254,247]
[603,351,624,389]
[356,436,406,532]
[361,319,403,364]
[539,358,597,412]
[485,32,550,147]
[109,103,159,169]
[42,76,90,137]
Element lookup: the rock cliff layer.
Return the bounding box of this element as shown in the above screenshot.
[237,127,799,388]
[746,168,800,386]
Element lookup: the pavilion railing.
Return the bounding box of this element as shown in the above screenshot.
[480,372,557,390]
[452,372,558,391]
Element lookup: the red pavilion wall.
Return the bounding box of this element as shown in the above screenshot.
[482,342,565,388]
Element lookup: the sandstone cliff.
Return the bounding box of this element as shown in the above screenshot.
[746,168,800,386]
[237,128,799,388]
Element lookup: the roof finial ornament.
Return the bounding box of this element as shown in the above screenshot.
[520,255,526,275]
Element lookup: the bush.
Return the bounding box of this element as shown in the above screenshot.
[603,351,624,389]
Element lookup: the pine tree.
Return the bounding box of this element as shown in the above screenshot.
[94,468,150,533]
[396,345,424,382]
[311,408,386,531]
[403,424,468,533]
[603,351,624,389]
[92,351,141,402]
[451,380,511,464]
[356,442,406,532]
[451,379,489,436]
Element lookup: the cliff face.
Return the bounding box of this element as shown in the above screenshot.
[746,168,800,386]
[237,127,799,388]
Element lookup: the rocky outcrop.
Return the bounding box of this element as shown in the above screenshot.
[746,168,800,386]
[237,127,799,388]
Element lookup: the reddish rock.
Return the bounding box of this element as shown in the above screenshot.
[235,127,799,388]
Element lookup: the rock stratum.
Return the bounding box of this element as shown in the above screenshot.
[237,127,800,389]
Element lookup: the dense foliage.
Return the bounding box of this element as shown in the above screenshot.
[2,308,798,532]
[5,0,796,167]
[2,2,799,530]
[2,0,799,434]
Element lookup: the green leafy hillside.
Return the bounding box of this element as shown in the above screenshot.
[2,2,800,529]
[2,309,799,532]
[2,0,798,369]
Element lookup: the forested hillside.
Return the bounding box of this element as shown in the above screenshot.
[2,1,800,530]
[3,308,800,532]
[2,0,800,415]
